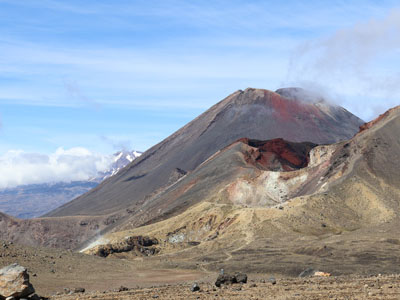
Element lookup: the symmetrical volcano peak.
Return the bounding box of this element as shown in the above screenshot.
[46,87,364,218]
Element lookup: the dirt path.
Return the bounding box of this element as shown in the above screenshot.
[223,215,256,263]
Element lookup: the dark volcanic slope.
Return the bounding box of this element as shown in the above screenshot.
[47,88,363,217]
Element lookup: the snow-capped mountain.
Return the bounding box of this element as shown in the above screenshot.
[0,150,141,219]
[95,150,142,181]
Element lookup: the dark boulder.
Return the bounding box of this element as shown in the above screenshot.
[215,274,236,287]
[215,272,248,287]
[73,287,85,293]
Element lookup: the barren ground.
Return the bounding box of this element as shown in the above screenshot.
[0,241,205,296]
[2,240,400,299]
[52,274,400,300]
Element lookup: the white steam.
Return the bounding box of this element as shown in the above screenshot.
[0,147,113,189]
[79,235,109,253]
[286,7,400,119]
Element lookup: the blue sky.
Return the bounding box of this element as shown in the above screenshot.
[1,0,400,159]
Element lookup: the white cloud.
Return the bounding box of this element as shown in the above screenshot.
[0,147,113,189]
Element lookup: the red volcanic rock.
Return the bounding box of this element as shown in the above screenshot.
[239,138,317,171]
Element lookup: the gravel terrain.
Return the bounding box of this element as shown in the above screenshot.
[52,274,400,300]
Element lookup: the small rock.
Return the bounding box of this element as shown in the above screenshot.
[299,267,315,277]
[152,295,159,299]
[118,286,129,292]
[314,271,331,277]
[269,277,277,285]
[191,283,200,292]
[250,283,257,288]
[73,287,85,293]
[235,273,247,284]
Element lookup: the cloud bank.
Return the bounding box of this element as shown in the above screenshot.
[0,147,113,189]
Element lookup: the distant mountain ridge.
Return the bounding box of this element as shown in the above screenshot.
[0,150,141,218]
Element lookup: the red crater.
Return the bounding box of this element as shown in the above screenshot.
[238,138,317,171]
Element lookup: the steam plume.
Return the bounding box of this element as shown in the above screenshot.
[286,7,400,119]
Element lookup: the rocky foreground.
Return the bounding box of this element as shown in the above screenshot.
[1,241,400,299]
[51,274,400,300]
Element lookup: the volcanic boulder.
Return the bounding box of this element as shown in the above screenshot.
[215,272,248,287]
[0,263,35,299]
